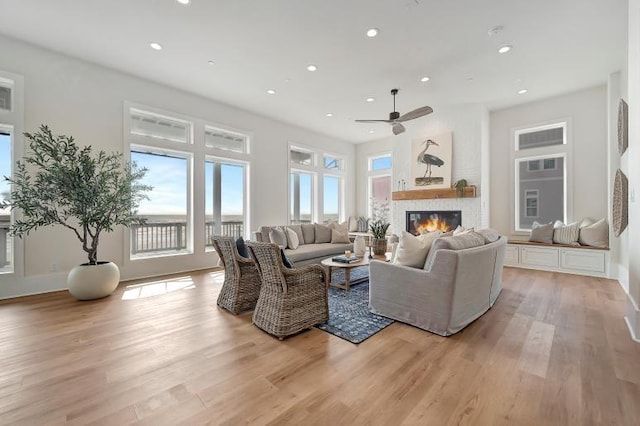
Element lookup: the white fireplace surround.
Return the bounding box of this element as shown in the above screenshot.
[392,197,482,236]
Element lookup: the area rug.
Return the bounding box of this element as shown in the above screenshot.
[316,271,395,344]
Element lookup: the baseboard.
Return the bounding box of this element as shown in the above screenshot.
[0,272,68,300]
[625,291,640,343]
[617,263,630,293]
[624,316,640,343]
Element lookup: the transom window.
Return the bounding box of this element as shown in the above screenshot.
[290,147,314,166]
[205,126,248,154]
[130,109,191,144]
[0,79,12,112]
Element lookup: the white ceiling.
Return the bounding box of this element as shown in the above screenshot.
[0,0,628,143]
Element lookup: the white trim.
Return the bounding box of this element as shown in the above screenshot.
[514,120,568,152]
[524,189,539,218]
[624,316,640,343]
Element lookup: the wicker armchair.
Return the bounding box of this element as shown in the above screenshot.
[246,241,329,339]
[212,236,262,314]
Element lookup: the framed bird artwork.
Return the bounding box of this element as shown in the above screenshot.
[411,132,453,189]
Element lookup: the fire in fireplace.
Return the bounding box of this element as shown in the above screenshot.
[406,210,462,235]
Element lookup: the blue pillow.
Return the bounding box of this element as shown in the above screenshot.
[280,249,293,268]
[236,237,249,258]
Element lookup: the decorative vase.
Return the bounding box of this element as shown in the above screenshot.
[353,235,366,257]
[372,238,387,256]
[67,261,120,300]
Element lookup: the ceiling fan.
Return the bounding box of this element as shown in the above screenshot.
[355,88,433,135]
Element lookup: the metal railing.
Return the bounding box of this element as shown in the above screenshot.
[131,220,244,254]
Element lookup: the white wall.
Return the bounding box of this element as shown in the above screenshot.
[625,0,640,341]
[490,86,608,238]
[0,34,355,298]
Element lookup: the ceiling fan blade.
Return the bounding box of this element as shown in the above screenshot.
[355,119,393,123]
[392,123,406,135]
[396,106,434,122]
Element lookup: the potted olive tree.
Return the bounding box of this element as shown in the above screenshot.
[1,125,151,300]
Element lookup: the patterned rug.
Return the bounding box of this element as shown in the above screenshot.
[317,267,395,344]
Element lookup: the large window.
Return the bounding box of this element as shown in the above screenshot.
[205,160,247,248]
[367,153,392,217]
[130,150,191,258]
[0,72,23,277]
[290,170,314,224]
[289,145,346,224]
[513,121,569,232]
[0,130,12,273]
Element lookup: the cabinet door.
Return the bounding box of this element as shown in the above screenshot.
[560,250,606,273]
[520,246,559,268]
[505,245,519,266]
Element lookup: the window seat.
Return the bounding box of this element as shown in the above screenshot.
[505,240,610,278]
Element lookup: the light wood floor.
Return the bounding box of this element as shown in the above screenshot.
[0,267,638,425]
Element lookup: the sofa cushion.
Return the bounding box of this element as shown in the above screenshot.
[579,218,609,248]
[286,224,304,245]
[476,228,500,244]
[529,221,554,244]
[424,232,485,270]
[285,227,300,249]
[348,216,359,232]
[394,230,442,268]
[552,222,580,245]
[453,225,474,235]
[284,242,352,263]
[269,227,288,248]
[301,223,315,244]
[331,229,350,244]
[315,223,332,243]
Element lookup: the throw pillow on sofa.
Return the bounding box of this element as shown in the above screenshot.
[394,230,442,268]
[453,225,474,235]
[314,223,332,243]
[579,218,609,248]
[529,221,554,244]
[286,224,305,245]
[552,221,580,245]
[269,227,288,248]
[301,223,315,244]
[236,236,250,258]
[330,229,350,244]
[285,227,300,249]
[476,228,500,244]
[424,231,485,270]
[348,216,359,232]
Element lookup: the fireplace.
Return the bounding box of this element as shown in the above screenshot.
[406,210,462,235]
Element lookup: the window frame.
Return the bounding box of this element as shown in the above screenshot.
[366,152,392,218]
[523,189,539,218]
[0,70,24,279]
[511,118,572,235]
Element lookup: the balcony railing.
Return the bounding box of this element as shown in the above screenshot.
[130,220,244,254]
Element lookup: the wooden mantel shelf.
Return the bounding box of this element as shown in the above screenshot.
[392,186,477,201]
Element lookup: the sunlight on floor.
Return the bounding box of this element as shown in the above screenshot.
[122,276,195,300]
[208,270,225,285]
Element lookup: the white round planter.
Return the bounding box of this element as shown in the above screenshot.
[67,261,120,301]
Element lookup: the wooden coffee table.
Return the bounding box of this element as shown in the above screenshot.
[321,253,390,291]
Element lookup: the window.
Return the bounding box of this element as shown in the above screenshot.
[130,109,190,144]
[205,159,247,248]
[524,190,539,218]
[290,147,314,166]
[0,71,23,277]
[324,155,343,170]
[130,150,191,258]
[367,153,392,217]
[290,171,314,224]
[0,129,12,273]
[323,175,341,224]
[205,126,247,154]
[513,120,569,232]
[0,78,12,112]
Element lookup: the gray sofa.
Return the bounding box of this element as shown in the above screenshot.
[252,224,353,266]
[369,235,506,336]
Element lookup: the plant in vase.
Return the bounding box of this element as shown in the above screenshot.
[1,125,151,300]
[369,198,390,256]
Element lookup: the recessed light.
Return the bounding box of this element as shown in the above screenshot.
[369,130,375,134]
[498,45,512,54]
[267,89,276,95]
[149,42,163,51]
[518,89,528,95]
[366,97,375,102]
[306,64,318,72]
[366,28,379,38]
[207,60,215,65]
[420,76,430,82]
[176,0,190,4]
[326,113,333,117]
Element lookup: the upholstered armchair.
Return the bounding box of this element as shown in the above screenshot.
[212,236,262,314]
[246,241,328,339]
